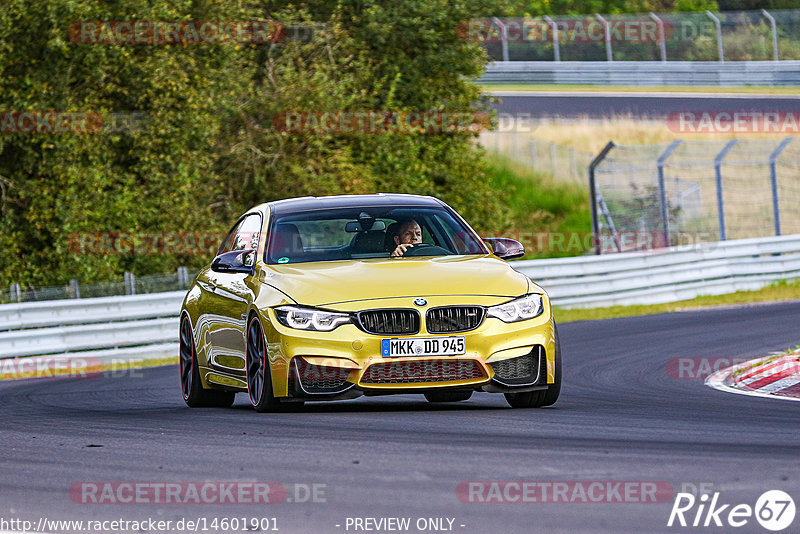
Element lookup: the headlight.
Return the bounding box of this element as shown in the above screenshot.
[486,294,544,323]
[274,306,351,331]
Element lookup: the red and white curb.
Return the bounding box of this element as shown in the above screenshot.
[706,353,800,402]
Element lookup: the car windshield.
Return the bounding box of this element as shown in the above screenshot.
[265,206,487,264]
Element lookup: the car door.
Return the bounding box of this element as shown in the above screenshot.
[195,213,262,380]
[206,213,263,377]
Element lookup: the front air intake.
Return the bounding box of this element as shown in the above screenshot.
[426,306,484,333]
[360,359,487,385]
[355,309,420,335]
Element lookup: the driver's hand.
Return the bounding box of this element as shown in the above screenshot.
[391,243,414,257]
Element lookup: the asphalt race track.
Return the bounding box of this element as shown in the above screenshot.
[2,301,799,534]
[491,91,800,119]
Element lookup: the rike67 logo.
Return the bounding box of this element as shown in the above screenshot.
[668,490,795,531]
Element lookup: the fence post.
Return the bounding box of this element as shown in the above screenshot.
[761,9,779,61]
[705,11,724,62]
[10,283,21,303]
[124,272,136,295]
[714,139,737,240]
[598,193,621,252]
[493,18,509,62]
[543,15,560,62]
[550,142,557,177]
[68,279,80,299]
[177,266,189,287]
[589,141,616,254]
[656,140,682,247]
[570,148,577,180]
[768,137,793,236]
[530,138,537,167]
[595,14,613,61]
[649,13,667,62]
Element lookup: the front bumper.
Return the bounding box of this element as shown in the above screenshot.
[289,347,549,400]
[261,294,556,398]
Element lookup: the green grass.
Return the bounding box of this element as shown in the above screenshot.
[480,83,800,94]
[554,279,800,323]
[485,154,592,258]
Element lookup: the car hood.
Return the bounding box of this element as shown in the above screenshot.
[261,255,530,307]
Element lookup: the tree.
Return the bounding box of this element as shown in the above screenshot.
[0,0,505,287]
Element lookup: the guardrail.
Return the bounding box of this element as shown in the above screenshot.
[0,292,183,363]
[514,234,800,307]
[480,61,800,86]
[1,234,799,362]
[0,291,185,331]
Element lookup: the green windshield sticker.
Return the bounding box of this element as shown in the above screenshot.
[277,257,289,264]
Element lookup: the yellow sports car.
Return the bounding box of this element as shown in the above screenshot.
[179,194,561,411]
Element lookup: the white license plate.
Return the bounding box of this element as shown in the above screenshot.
[381,336,465,357]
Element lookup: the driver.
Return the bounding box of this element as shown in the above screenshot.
[390,218,422,257]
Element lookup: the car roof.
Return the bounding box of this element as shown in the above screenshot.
[267,193,444,215]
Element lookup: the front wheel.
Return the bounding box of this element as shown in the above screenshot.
[179,315,235,408]
[505,322,562,408]
[246,316,284,412]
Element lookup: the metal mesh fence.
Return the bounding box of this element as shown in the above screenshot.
[1,268,196,304]
[481,9,800,62]
[592,137,800,252]
[480,131,595,183]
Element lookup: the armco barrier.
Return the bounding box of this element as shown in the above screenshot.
[480,61,800,86]
[0,292,184,363]
[1,234,799,362]
[0,291,185,331]
[514,234,800,307]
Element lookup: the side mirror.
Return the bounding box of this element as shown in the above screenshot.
[211,249,255,274]
[483,238,525,260]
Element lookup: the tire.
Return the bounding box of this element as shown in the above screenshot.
[179,315,235,408]
[504,322,562,408]
[424,390,473,403]
[246,315,285,413]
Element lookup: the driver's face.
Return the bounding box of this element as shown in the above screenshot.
[394,222,422,245]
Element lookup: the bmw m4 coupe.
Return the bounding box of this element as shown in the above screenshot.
[179,194,561,411]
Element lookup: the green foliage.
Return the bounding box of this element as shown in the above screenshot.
[505,0,718,16]
[215,2,504,232]
[0,0,256,286]
[485,155,591,258]
[602,184,682,245]
[0,0,503,287]
[718,0,798,9]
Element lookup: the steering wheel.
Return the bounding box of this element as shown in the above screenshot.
[402,243,449,257]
